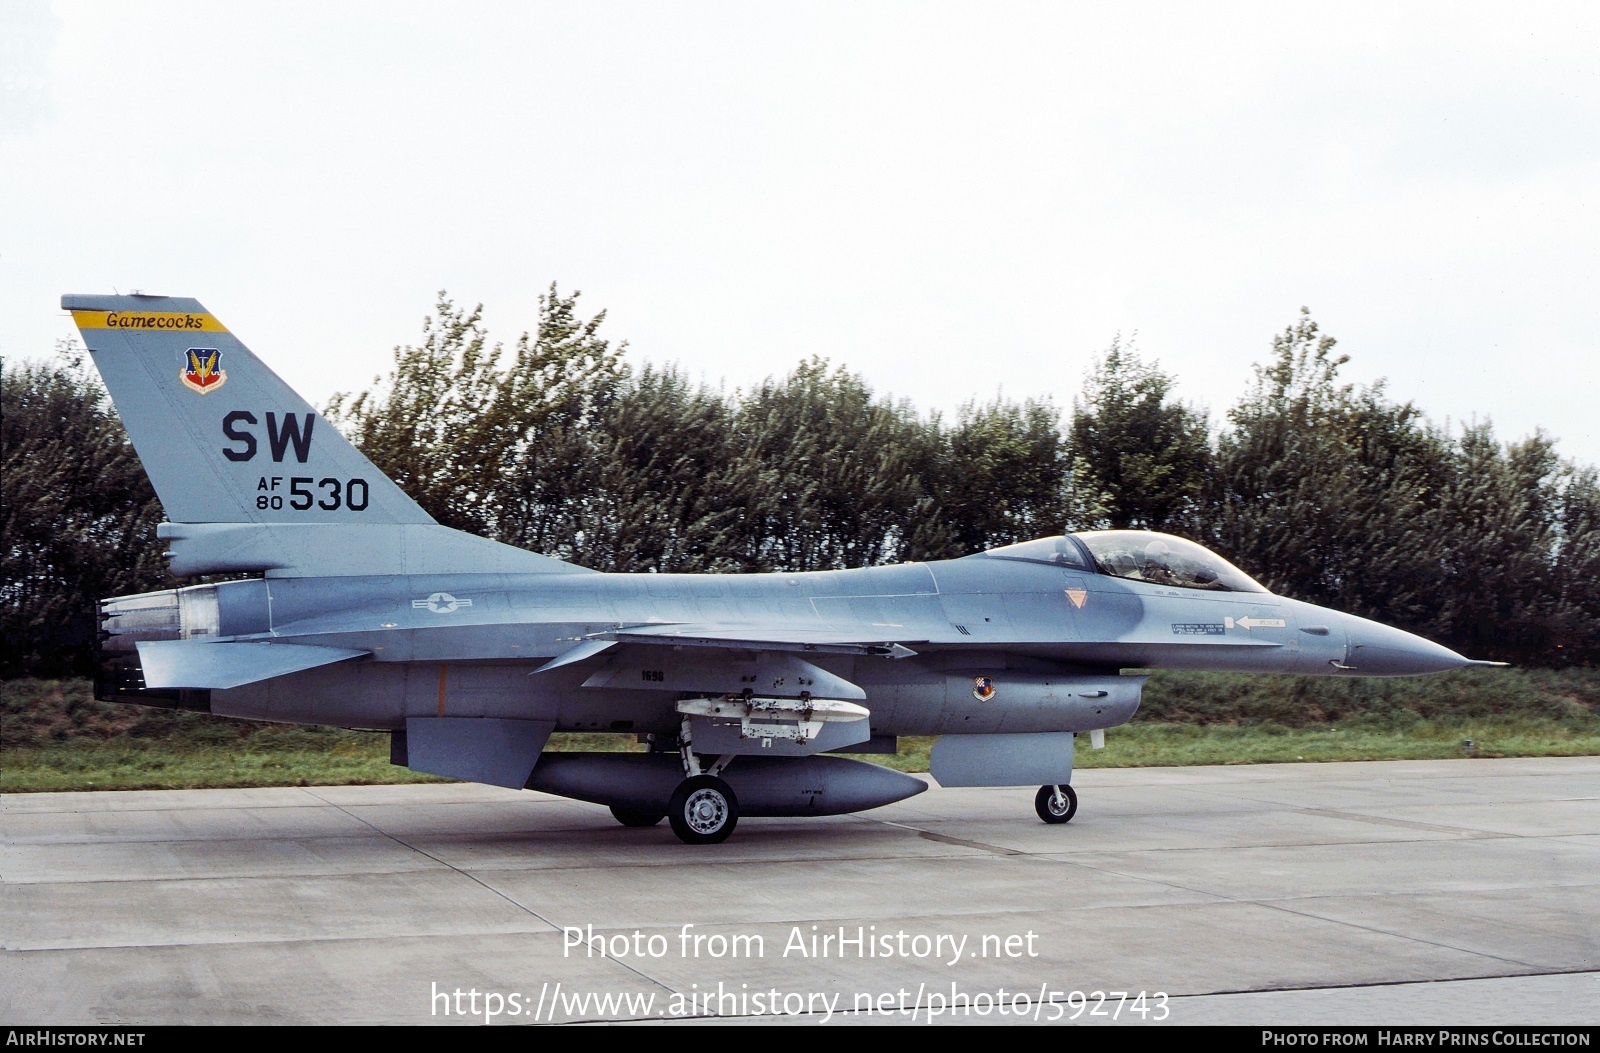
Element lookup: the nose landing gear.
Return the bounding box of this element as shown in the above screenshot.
[1034,784,1077,824]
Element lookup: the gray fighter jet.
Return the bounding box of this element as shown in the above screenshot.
[66,293,1490,843]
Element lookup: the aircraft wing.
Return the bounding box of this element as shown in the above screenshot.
[533,626,921,675]
[603,626,922,658]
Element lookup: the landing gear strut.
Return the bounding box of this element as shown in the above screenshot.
[666,716,739,844]
[1035,784,1077,824]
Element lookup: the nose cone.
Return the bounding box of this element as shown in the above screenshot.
[1341,614,1474,676]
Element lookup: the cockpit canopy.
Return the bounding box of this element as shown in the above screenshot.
[981,531,1267,593]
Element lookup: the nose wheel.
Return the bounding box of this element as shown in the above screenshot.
[668,774,739,844]
[1035,784,1077,824]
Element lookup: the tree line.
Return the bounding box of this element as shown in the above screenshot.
[4,289,1595,676]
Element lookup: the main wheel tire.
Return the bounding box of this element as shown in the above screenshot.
[1034,784,1078,824]
[667,775,739,845]
[610,805,665,828]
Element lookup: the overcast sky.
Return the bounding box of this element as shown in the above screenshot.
[5,1,1597,470]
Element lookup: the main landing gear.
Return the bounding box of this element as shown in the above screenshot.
[668,774,738,845]
[1034,784,1077,824]
[661,717,739,844]
[606,721,740,843]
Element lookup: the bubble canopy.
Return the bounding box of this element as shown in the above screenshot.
[980,531,1268,594]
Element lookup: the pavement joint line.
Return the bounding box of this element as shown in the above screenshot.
[870,820,1027,856]
[295,787,679,998]
[1291,808,1508,836]
[1011,856,1242,901]
[1029,831,1532,856]
[913,830,1028,855]
[980,847,1600,906]
[10,838,1067,881]
[1019,853,1600,903]
[297,786,559,925]
[1250,899,1551,973]
[1161,967,1600,1001]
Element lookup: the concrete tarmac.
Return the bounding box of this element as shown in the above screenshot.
[3,756,1597,1026]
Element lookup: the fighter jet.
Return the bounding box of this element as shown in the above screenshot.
[66,293,1490,844]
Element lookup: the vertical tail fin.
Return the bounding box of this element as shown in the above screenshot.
[64,293,586,578]
[64,293,433,527]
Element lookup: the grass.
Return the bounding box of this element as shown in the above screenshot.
[3,669,1597,792]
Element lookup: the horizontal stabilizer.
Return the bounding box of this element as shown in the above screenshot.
[136,640,368,689]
